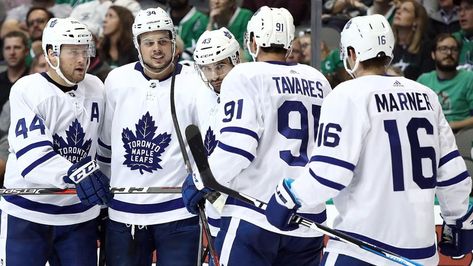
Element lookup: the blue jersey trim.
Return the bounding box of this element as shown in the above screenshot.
[309,168,345,191]
[335,230,437,260]
[3,195,93,214]
[96,154,111,164]
[220,127,259,142]
[98,139,111,150]
[439,150,460,167]
[21,151,57,177]
[16,141,53,158]
[310,155,355,171]
[437,171,470,187]
[217,142,254,162]
[208,217,221,228]
[110,197,185,214]
[226,197,327,224]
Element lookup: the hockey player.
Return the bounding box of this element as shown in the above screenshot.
[183,27,240,238]
[0,18,111,265]
[204,6,332,265]
[97,7,209,266]
[265,14,473,266]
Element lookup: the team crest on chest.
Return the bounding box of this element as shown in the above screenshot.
[204,126,218,156]
[122,112,171,174]
[53,119,92,163]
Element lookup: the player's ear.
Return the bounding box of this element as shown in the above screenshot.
[47,48,58,67]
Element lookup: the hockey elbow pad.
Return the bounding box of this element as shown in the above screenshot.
[439,205,473,257]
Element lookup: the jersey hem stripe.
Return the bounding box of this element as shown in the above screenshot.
[220,127,259,142]
[110,197,185,214]
[21,150,57,177]
[309,168,346,191]
[310,155,356,171]
[96,154,111,163]
[217,142,255,162]
[439,150,460,167]
[334,230,437,260]
[437,171,470,187]
[226,197,327,224]
[98,139,111,150]
[16,140,53,158]
[3,195,93,214]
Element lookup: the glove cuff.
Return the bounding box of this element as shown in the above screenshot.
[68,159,100,184]
[274,178,301,209]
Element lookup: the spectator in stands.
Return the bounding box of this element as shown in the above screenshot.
[0,31,29,185]
[241,0,310,26]
[453,0,473,70]
[299,29,311,65]
[100,5,138,69]
[417,33,473,132]
[25,7,54,66]
[167,0,208,61]
[29,51,48,74]
[0,31,29,111]
[427,0,460,39]
[367,0,397,23]
[321,40,350,87]
[287,36,303,64]
[391,0,435,80]
[322,0,372,31]
[207,0,253,60]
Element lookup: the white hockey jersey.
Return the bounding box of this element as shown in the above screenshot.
[97,62,209,225]
[195,84,222,236]
[209,61,332,237]
[292,75,472,265]
[0,73,104,226]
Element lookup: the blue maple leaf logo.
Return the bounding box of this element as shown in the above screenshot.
[122,112,171,174]
[204,126,218,157]
[53,119,92,163]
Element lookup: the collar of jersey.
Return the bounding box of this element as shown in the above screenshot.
[264,61,297,66]
[41,72,78,92]
[134,62,183,82]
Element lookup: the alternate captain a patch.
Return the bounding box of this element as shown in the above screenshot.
[121,112,171,174]
[53,119,92,163]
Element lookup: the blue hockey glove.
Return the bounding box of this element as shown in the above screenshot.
[64,156,112,206]
[266,178,301,231]
[182,173,212,214]
[439,205,473,257]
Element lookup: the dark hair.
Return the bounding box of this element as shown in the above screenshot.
[100,5,135,63]
[26,7,54,27]
[260,46,288,54]
[431,33,460,52]
[3,31,29,48]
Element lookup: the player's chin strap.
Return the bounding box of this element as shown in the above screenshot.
[343,56,359,79]
[45,54,91,86]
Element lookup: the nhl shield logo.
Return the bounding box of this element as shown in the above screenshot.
[122,112,171,174]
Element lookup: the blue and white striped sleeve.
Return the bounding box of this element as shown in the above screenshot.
[292,90,367,207]
[436,108,472,224]
[8,81,72,188]
[208,69,263,184]
[96,80,115,179]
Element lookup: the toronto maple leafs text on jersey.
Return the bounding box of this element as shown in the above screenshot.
[291,76,472,265]
[97,63,210,226]
[0,73,104,226]
[208,61,332,237]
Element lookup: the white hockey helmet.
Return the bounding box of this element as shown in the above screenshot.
[42,17,95,85]
[245,6,295,60]
[132,7,176,74]
[340,14,394,77]
[194,27,240,66]
[132,7,175,48]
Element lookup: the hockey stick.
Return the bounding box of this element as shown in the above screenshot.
[169,66,220,266]
[0,186,181,195]
[185,124,423,266]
